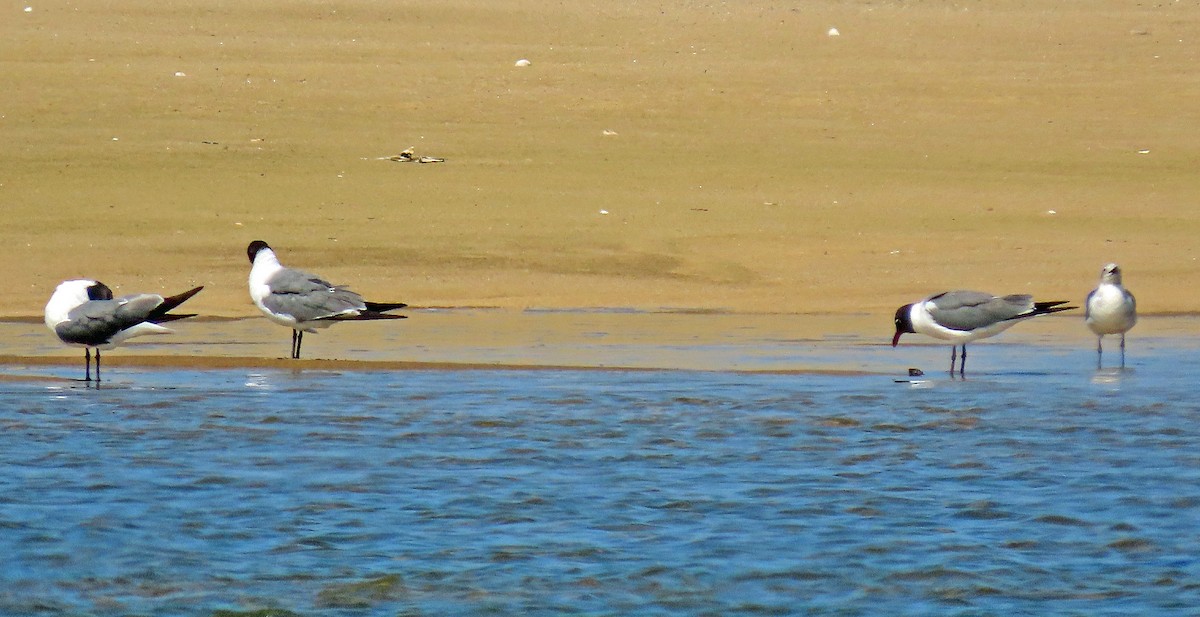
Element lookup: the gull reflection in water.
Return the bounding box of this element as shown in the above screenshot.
[1091,367,1133,386]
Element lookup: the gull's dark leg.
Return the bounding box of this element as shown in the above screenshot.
[290,330,299,359]
[960,345,967,377]
[949,346,957,375]
[1119,334,1126,369]
[294,330,304,359]
[1096,336,1104,370]
[95,349,102,382]
[85,349,92,382]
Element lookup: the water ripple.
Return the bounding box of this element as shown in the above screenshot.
[0,351,1198,615]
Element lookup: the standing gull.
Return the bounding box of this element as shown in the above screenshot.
[44,279,203,381]
[892,290,1074,376]
[1085,263,1137,368]
[247,240,407,359]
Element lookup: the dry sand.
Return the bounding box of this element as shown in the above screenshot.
[4,0,1199,330]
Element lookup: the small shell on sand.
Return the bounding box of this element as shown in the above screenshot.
[515,59,531,67]
[378,146,445,164]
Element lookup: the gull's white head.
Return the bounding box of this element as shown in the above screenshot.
[45,279,112,329]
[1099,263,1123,286]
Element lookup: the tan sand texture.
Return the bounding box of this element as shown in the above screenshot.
[3,0,1199,322]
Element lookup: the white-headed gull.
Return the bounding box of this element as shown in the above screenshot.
[247,240,407,359]
[45,279,203,381]
[892,290,1074,375]
[1085,263,1136,368]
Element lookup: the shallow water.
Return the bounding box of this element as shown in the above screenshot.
[1,344,1198,616]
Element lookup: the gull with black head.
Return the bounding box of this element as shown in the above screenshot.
[247,240,408,359]
[892,290,1074,376]
[44,279,203,381]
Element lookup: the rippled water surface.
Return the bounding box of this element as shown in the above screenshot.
[2,345,1198,616]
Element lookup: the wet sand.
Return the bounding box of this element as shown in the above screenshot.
[2,310,1194,377]
[3,1,1198,341]
[3,309,888,374]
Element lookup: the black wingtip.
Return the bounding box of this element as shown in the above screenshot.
[1032,301,1076,316]
[363,301,407,313]
[149,286,203,323]
[1033,300,1072,310]
[153,313,198,324]
[1037,305,1077,315]
[319,311,408,323]
[161,286,204,310]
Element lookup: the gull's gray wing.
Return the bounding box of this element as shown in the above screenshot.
[262,267,367,322]
[55,295,164,346]
[926,291,1034,331]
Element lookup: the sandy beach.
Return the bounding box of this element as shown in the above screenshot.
[4,0,1199,329]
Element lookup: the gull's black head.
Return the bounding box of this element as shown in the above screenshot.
[892,303,915,347]
[87,281,113,301]
[247,240,271,264]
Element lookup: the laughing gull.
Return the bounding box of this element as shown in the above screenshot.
[892,290,1075,375]
[247,240,407,359]
[44,279,203,381]
[1085,263,1137,368]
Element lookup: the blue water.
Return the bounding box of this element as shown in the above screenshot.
[1,346,1198,616]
